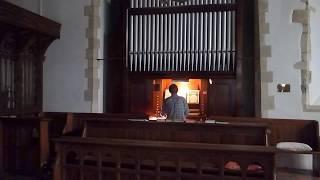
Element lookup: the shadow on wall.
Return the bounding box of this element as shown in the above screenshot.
[309,0,320,106]
[315,96,320,105]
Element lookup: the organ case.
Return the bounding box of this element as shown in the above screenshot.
[0,1,61,116]
[105,0,256,117]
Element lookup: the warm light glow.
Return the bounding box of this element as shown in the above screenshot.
[148,116,157,121]
[177,82,189,98]
[163,80,202,104]
[209,78,213,85]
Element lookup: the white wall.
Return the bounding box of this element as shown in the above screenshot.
[5,0,40,14]
[309,0,320,105]
[42,0,92,112]
[262,0,320,170]
[263,0,320,119]
[4,0,105,113]
[96,0,105,113]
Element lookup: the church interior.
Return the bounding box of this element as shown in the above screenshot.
[1,0,320,179]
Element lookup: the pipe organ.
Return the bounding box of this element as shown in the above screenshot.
[127,0,237,73]
[105,0,256,117]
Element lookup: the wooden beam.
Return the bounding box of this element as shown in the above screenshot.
[0,1,61,38]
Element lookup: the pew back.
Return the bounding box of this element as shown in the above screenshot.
[83,119,270,146]
[208,116,319,150]
[71,112,148,120]
[54,137,276,180]
[0,117,42,175]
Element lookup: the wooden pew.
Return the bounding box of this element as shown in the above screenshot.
[43,112,148,136]
[52,115,274,180]
[83,119,271,146]
[0,112,147,176]
[0,117,48,175]
[41,112,149,162]
[54,137,277,180]
[208,116,320,176]
[70,112,148,120]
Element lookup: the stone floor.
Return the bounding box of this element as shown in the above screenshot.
[2,169,320,180]
[278,168,320,180]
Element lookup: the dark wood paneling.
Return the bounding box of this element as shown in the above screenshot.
[254,0,261,117]
[0,1,60,38]
[128,79,153,114]
[235,0,255,116]
[0,117,41,175]
[84,119,269,146]
[104,60,125,113]
[207,79,235,116]
[104,0,130,113]
[0,1,60,116]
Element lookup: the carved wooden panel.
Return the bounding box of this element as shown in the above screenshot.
[0,1,60,116]
[54,137,276,180]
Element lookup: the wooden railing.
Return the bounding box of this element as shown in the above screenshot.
[54,137,276,180]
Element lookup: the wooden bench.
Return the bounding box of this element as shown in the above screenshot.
[43,112,148,135]
[40,112,149,161]
[50,114,275,180]
[0,117,48,175]
[70,112,148,120]
[0,112,147,175]
[54,137,277,180]
[83,119,270,146]
[208,116,320,176]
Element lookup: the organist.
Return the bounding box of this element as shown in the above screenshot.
[162,84,189,122]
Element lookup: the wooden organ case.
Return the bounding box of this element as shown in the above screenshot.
[0,1,60,176]
[105,0,257,117]
[0,1,61,116]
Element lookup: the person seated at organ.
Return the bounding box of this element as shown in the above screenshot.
[162,84,189,121]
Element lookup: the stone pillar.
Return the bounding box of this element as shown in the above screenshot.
[259,0,275,116]
[84,0,103,112]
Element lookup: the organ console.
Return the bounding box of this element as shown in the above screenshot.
[151,79,204,119]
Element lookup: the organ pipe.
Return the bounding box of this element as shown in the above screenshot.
[128,0,237,73]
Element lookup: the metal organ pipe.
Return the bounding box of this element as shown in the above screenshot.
[128,0,237,73]
[151,14,155,71]
[187,12,191,71]
[183,13,187,71]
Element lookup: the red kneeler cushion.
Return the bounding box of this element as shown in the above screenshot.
[224,161,241,171]
[224,161,263,172]
[247,164,263,171]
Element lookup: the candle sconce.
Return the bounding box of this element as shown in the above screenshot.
[277,84,290,93]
